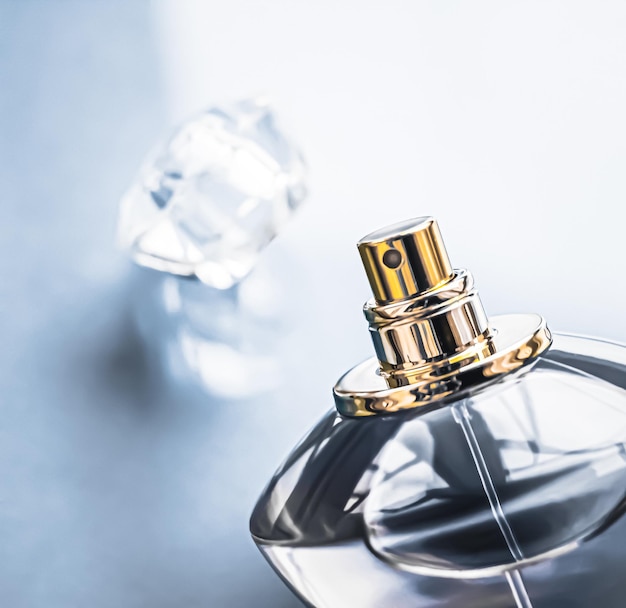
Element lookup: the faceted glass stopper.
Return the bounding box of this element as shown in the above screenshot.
[117,98,307,289]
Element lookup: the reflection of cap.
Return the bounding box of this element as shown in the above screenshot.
[357,217,453,304]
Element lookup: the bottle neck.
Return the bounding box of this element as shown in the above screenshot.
[364,269,493,388]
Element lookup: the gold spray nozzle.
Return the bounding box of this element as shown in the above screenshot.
[357,216,489,385]
[357,217,453,305]
[333,215,552,416]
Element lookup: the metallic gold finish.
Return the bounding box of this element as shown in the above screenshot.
[365,270,490,384]
[357,217,453,304]
[334,217,553,417]
[334,314,552,417]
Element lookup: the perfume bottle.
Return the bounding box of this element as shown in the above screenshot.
[250,217,626,608]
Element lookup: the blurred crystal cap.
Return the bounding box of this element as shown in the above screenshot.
[117,98,307,289]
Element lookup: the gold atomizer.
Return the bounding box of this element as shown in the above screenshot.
[333,217,552,416]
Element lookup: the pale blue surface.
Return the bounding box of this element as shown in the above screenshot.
[3,2,626,607]
[0,3,301,607]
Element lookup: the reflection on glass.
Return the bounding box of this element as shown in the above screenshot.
[251,334,626,607]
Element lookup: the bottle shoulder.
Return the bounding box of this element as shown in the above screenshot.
[250,408,407,544]
[251,333,626,554]
[544,332,626,390]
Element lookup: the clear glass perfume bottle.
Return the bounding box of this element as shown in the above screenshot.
[250,217,626,608]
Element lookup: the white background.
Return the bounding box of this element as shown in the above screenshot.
[154,0,626,346]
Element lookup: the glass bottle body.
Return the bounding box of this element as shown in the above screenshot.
[250,334,626,607]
